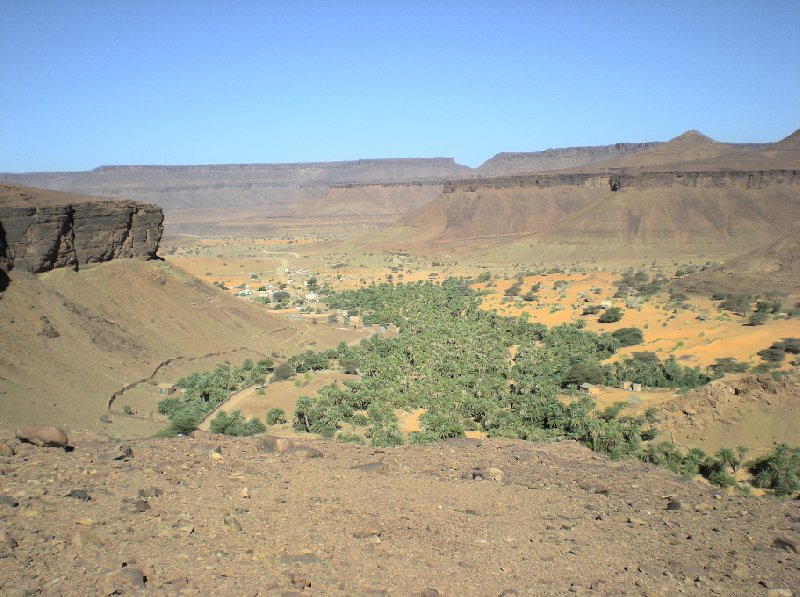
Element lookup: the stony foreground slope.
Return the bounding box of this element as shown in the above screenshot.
[0,433,797,596]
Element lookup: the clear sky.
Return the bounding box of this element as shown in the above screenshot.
[1,1,798,171]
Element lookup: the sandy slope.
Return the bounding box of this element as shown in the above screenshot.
[0,260,350,436]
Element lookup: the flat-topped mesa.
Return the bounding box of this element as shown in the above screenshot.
[0,184,163,274]
[85,157,472,184]
[443,169,800,193]
[476,142,663,176]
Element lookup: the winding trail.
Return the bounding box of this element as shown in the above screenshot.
[106,347,270,410]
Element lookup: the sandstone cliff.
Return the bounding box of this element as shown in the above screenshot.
[0,185,163,274]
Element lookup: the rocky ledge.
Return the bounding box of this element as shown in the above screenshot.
[0,184,163,274]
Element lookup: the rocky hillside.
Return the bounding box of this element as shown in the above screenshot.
[361,169,800,260]
[0,185,162,274]
[0,432,797,595]
[674,235,800,297]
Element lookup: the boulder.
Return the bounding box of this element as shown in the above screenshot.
[15,425,69,448]
[257,435,295,453]
[281,445,323,460]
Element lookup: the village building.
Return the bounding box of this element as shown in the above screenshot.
[157,383,176,396]
[579,382,601,396]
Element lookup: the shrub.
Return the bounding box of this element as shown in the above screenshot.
[598,307,623,323]
[709,357,749,376]
[266,408,287,425]
[210,410,266,436]
[747,312,769,326]
[612,327,644,347]
[170,411,200,435]
[271,362,295,382]
[757,346,786,363]
[748,444,800,496]
[755,300,782,314]
[563,362,606,387]
[719,294,751,314]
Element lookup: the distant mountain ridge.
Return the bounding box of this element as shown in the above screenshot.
[475,142,663,176]
[1,129,796,233]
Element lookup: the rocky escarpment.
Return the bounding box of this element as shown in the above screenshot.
[0,185,162,274]
[476,142,663,176]
[444,169,800,193]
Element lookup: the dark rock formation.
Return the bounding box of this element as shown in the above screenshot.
[0,185,163,274]
[443,169,800,193]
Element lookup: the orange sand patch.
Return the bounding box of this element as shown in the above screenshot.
[399,408,427,433]
[481,272,800,368]
[199,371,357,434]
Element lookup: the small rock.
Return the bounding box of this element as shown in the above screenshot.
[627,517,647,526]
[240,487,251,499]
[772,537,798,553]
[257,436,294,453]
[76,518,94,526]
[0,496,19,508]
[353,525,383,539]
[694,503,710,513]
[15,425,69,448]
[290,574,311,589]
[71,529,104,548]
[134,499,151,512]
[351,461,387,474]
[1,530,17,549]
[0,442,14,457]
[190,442,222,455]
[414,590,441,597]
[209,451,223,460]
[224,515,242,531]
[732,563,749,580]
[138,487,163,498]
[666,500,682,511]
[767,590,794,597]
[472,467,504,482]
[101,445,133,461]
[100,566,146,594]
[68,489,91,502]
[281,445,323,460]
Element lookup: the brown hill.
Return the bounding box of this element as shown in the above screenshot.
[0,260,348,437]
[590,129,796,172]
[674,234,800,297]
[360,171,800,261]
[287,182,443,218]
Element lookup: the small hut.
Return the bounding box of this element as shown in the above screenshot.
[579,382,601,396]
[157,383,176,396]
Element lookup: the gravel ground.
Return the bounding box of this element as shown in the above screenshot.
[0,431,797,596]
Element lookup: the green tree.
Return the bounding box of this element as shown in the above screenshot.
[598,307,623,323]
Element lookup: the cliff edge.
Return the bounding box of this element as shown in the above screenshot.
[0,184,163,274]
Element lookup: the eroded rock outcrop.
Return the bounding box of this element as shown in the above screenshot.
[0,185,162,274]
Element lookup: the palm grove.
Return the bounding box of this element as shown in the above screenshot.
[157,278,799,495]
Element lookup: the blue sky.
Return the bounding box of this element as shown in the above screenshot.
[1,1,798,171]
